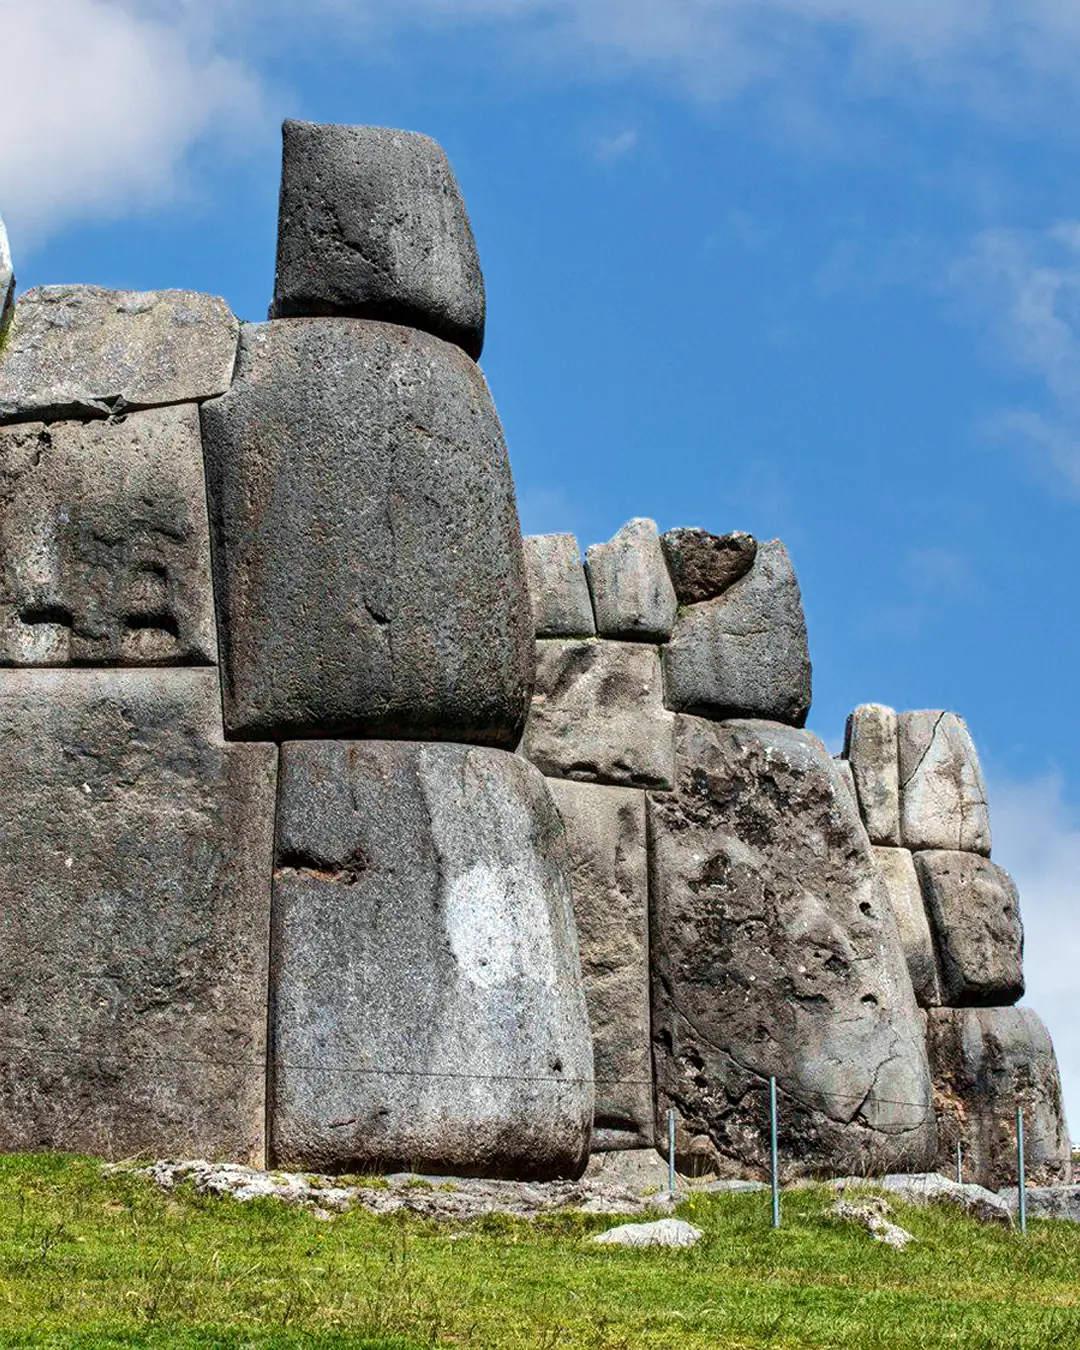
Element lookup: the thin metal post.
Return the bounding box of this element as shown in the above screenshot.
[668,1107,676,1197]
[770,1075,781,1229]
[956,1139,963,1185]
[1017,1104,1027,1236]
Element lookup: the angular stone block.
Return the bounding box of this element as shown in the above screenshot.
[660,527,757,605]
[0,407,217,665]
[649,715,936,1179]
[522,639,675,789]
[0,215,13,341]
[899,711,991,855]
[270,740,593,1178]
[873,846,941,1007]
[271,121,485,360]
[523,533,595,637]
[546,778,653,1150]
[663,540,812,726]
[585,518,677,641]
[927,1007,1071,1189]
[201,318,533,744]
[0,286,238,423]
[832,755,858,811]
[0,669,276,1162]
[844,704,901,846]
[913,850,1023,1006]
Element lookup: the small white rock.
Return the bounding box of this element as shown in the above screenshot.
[590,1217,703,1248]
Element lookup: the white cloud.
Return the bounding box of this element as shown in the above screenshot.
[595,129,638,162]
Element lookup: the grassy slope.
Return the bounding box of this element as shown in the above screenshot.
[0,1156,1078,1349]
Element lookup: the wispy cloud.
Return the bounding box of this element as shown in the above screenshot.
[595,129,638,162]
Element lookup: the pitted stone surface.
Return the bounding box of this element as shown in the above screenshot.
[0,407,217,665]
[0,216,13,340]
[913,851,1023,1006]
[585,519,677,642]
[832,756,858,811]
[271,121,485,360]
[201,318,533,744]
[660,528,757,605]
[845,704,900,845]
[270,739,593,1179]
[649,715,935,1180]
[523,533,595,637]
[522,639,675,789]
[663,540,812,726]
[872,847,941,1007]
[927,1007,1071,1190]
[547,778,652,1150]
[0,669,276,1162]
[0,286,238,423]
[899,711,991,856]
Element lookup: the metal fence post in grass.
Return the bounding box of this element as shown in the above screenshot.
[770,1075,781,1230]
[1017,1104,1027,1236]
[668,1107,676,1197]
[956,1139,963,1185]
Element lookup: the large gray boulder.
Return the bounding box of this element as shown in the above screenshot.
[844,704,900,845]
[898,711,991,855]
[201,318,533,744]
[872,847,941,1007]
[0,215,13,340]
[649,716,936,1179]
[0,286,238,423]
[660,527,757,605]
[546,778,653,1150]
[270,121,485,360]
[1000,1185,1080,1223]
[523,533,595,637]
[269,739,594,1178]
[0,669,275,1162]
[0,407,217,666]
[585,519,677,642]
[926,1007,1071,1190]
[662,540,811,726]
[522,639,675,789]
[913,851,1023,1006]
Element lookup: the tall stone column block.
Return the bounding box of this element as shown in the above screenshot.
[899,711,991,855]
[269,739,594,1178]
[844,704,901,845]
[0,669,276,1161]
[872,846,942,1007]
[201,318,534,743]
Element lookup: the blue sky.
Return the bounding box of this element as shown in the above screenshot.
[6,0,1080,1133]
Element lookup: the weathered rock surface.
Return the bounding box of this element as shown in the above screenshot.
[663,541,812,726]
[522,639,675,789]
[523,533,595,637]
[201,318,533,744]
[0,669,276,1162]
[913,851,1023,1006]
[585,519,677,642]
[899,711,991,856]
[926,1007,1071,1190]
[546,778,652,1149]
[0,216,14,340]
[660,527,757,605]
[1000,1184,1080,1223]
[649,716,936,1180]
[828,1196,915,1248]
[591,1218,702,1248]
[873,847,941,1007]
[0,287,238,423]
[271,121,485,360]
[0,407,217,665]
[832,756,858,811]
[831,1172,1013,1225]
[269,739,593,1179]
[844,704,900,845]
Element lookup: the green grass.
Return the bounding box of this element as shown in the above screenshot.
[1,1155,1079,1349]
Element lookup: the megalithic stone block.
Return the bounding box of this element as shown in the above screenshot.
[201,318,534,744]
[649,716,936,1179]
[269,739,594,1178]
[662,540,812,726]
[0,407,217,666]
[660,527,757,605]
[0,215,14,340]
[844,704,901,845]
[270,121,485,360]
[585,519,678,641]
[0,669,276,1162]
[927,1007,1071,1190]
[898,711,991,855]
[872,846,942,1007]
[523,533,596,637]
[546,778,653,1150]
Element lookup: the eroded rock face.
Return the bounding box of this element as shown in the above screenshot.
[845,704,900,846]
[0,216,14,340]
[649,716,936,1179]
[522,639,675,789]
[662,541,811,726]
[269,739,594,1179]
[585,519,677,642]
[927,1007,1071,1190]
[547,778,653,1150]
[0,407,217,665]
[913,851,1023,1006]
[0,287,238,423]
[0,669,276,1162]
[271,122,485,360]
[201,318,533,744]
[872,847,941,1007]
[899,711,991,856]
[660,528,757,605]
[523,533,595,637]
